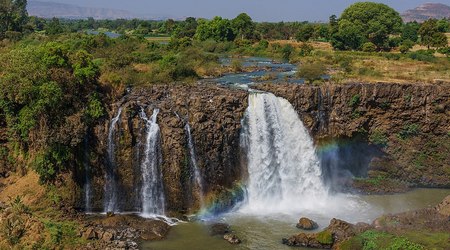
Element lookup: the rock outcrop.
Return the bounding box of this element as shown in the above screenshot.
[296,217,319,230]
[80,84,248,214]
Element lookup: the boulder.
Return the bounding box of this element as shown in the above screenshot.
[282,230,332,248]
[296,217,319,230]
[223,233,241,244]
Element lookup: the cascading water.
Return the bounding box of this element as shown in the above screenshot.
[139,108,166,216]
[83,137,92,213]
[185,123,205,210]
[104,107,122,213]
[241,92,328,212]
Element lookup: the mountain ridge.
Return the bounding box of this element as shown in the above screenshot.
[401,3,450,22]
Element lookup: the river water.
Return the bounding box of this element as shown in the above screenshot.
[142,188,449,250]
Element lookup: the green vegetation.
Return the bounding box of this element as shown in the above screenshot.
[296,61,326,84]
[331,2,402,51]
[316,230,333,245]
[398,124,420,140]
[340,230,426,250]
[369,130,388,146]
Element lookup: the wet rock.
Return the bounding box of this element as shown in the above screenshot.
[106,211,115,217]
[139,220,171,241]
[296,217,318,230]
[282,231,332,248]
[435,195,450,217]
[223,233,241,244]
[209,223,231,236]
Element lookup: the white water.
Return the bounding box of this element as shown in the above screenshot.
[241,92,329,213]
[140,108,166,216]
[185,123,205,209]
[83,137,92,213]
[104,107,122,213]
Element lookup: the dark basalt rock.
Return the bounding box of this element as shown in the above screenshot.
[209,223,231,236]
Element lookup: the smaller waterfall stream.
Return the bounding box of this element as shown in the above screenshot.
[83,137,92,213]
[104,107,122,213]
[185,123,205,210]
[139,108,166,216]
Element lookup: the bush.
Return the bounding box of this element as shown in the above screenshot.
[349,94,361,107]
[299,42,314,57]
[398,124,420,139]
[408,50,435,62]
[369,130,388,146]
[362,42,377,52]
[297,61,326,84]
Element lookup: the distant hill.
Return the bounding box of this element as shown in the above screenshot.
[401,3,450,22]
[27,0,144,20]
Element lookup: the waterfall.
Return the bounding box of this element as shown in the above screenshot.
[83,137,92,213]
[185,123,205,210]
[139,108,166,216]
[241,92,328,212]
[104,107,122,213]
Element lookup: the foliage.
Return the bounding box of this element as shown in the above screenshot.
[231,13,255,40]
[332,2,402,51]
[0,0,28,39]
[408,49,435,62]
[195,17,235,42]
[401,22,420,43]
[297,61,326,84]
[369,130,388,146]
[299,42,314,56]
[419,19,448,49]
[349,94,361,107]
[398,124,419,140]
[296,24,315,42]
[281,44,294,60]
[362,42,377,52]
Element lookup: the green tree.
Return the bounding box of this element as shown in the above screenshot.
[419,19,448,49]
[296,24,314,42]
[401,22,420,42]
[332,2,402,50]
[231,13,255,40]
[195,17,235,42]
[436,19,449,33]
[45,17,64,35]
[0,0,28,38]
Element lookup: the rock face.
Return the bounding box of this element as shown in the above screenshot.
[296,217,319,230]
[79,84,248,213]
[256,83,450,188]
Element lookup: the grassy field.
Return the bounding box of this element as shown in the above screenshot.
[267,39,450,84]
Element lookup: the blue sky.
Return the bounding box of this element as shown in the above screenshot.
[40,0,449,21]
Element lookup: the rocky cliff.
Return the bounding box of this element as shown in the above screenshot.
[81,84,248,213]
[256,82,450,189]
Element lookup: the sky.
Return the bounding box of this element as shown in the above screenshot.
[36,0,450,21]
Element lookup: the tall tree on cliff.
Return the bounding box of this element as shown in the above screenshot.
[331,2,402,51]
[0,0,28,39]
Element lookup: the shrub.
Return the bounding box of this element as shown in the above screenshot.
[398,124,419,139]
[299,42,314,57]
[362,42,377,52]
[297,61,326,84]
[281,44,294,61]
[349,94,361,107]
[369,130,388,146]
[408,50,435,62]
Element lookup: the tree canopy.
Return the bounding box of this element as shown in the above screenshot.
[331,2,402,51]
